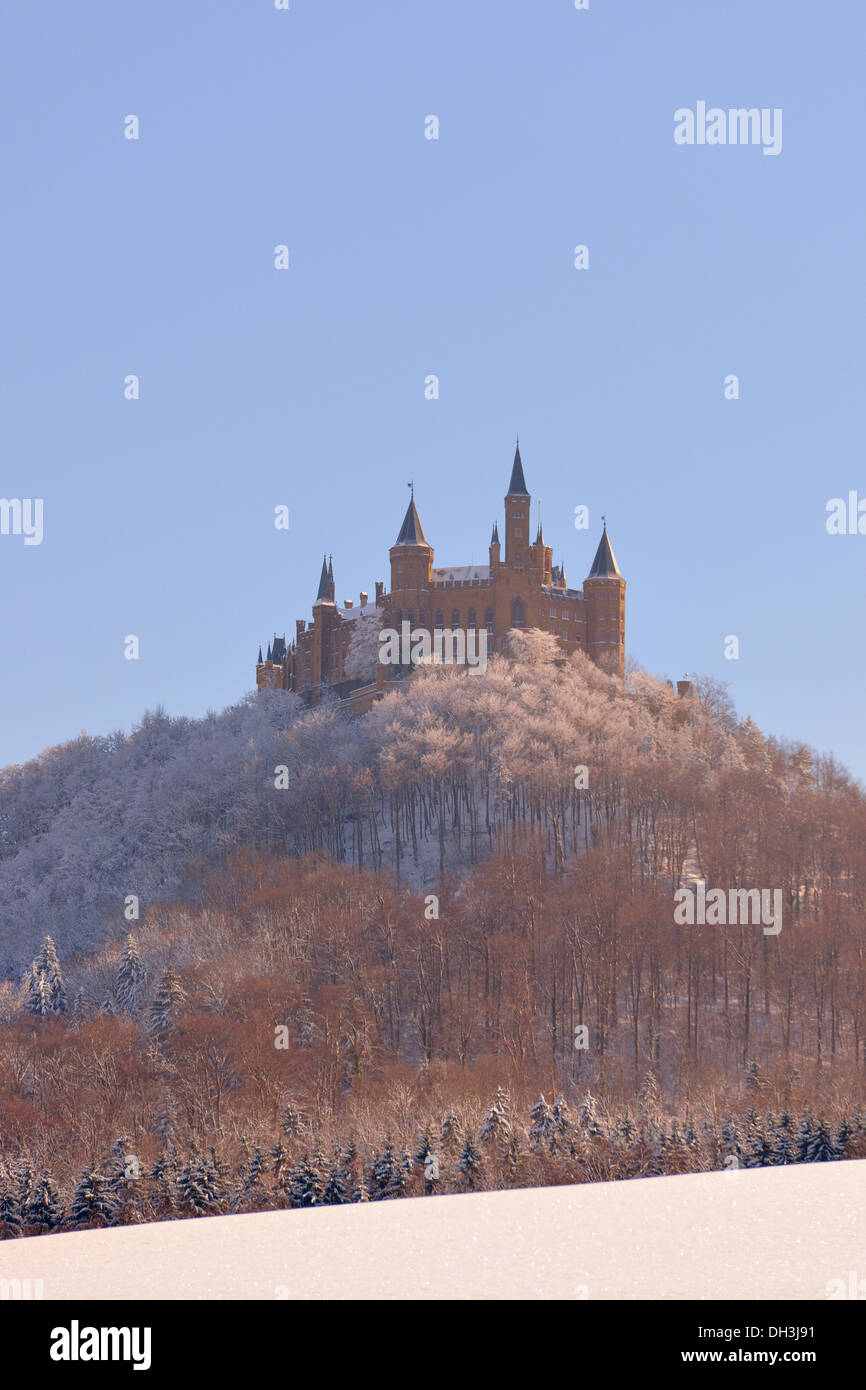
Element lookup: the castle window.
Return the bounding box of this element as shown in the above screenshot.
[468,608,476,630]
[434,610,443,629]
[408,612,415,628]
[396,611,403,627]
[485,607,494,633]
[451,608,460,628]
[511,597,525,628]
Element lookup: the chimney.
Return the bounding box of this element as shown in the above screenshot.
[296,619,305,640]
[343,599,353,609]
[375,580,384,602]
[360,590,369,607]
[677,680,693,698]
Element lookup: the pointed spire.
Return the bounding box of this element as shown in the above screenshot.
[507,440,528,496]
[315,553,331,601]
[257,646,263,665]
[535,517,545,545]
[394,494,429,546]
[327,554,335,600]
[266,641,272,662]
[588,520,622,578]
[490,520,500,546]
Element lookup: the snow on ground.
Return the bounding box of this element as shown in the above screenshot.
[1,1162,863,1301]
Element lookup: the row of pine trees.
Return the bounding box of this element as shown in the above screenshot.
[2,1088,861,1239]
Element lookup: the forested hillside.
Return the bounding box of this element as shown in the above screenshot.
[2,636,866,1236]
[2,635,861,975]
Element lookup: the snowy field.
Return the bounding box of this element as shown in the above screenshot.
[1,1161,863,1300]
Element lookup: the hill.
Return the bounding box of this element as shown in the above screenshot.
[1,1161,863,1300]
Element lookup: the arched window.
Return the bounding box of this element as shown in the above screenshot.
[511,597,525,627]
[468,608,476,630]
[451,608,460,628]
[485,607,494,633]
[434,609,443,629]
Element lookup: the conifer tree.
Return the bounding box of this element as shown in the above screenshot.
[176,1151,225,1216]
[440,1112,462,1154]
[270,1139,290,1185]
[322,1149,349,1206]
[638,1071,660,1111]
[232,1145,266,1212]
[33,971,53,1018]
[0,1164,23,1239]
[795,1114,816,1164]
[748,1126,773,1168]
[30,936,67,1015]
[721,1116,741,1163]
[480,1088,512,1147]
[368,1141,405,1200]
[617,1112,636,1145]
[769,1112,794,1166]
[148,967,185,1035]
[413,1127,436,1167]
[25,1173,63,1233]
[280,1101,306,1140]
[529,1094,555,1151]
[835,1116,853,1154]
[645,1125,667,1176]
[456,1133,482,1187]
[286,1153,324,1208]
[148,1147,179,1217]
[69,1166,117,1229]
[24,964,42,1017]
[115,935,145,1015]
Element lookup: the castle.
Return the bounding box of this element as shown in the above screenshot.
[256,443,625,708]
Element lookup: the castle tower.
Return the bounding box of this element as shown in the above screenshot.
[310,552,336,688]
[389,488,433,595]
[489,520,501,570]
[504,442,530,567]
[584,520,626,676]
[531,514,553,585]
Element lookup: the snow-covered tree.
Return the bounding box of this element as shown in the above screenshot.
[505,628,561,665]
[176,1151,225,1216]
[69,1166,116,1229]
[367,1141,405,1201]
[285,1154,324,1209]
[25,1173,63,1232]
[0,1164,23,1238]
[148,968,185,1035]
[529,1094,555,1152]
[456,1133,482,1187]
[479,1088,512,1148]
[115,935,145,1015]
[344,610,384,683]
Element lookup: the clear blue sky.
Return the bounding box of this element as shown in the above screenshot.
[1,1,864,778]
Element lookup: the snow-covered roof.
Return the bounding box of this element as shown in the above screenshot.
[338,602,379,622]
[432,565,490,583]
